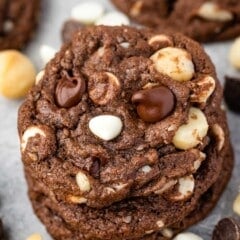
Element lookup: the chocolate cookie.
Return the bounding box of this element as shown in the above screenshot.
[212,218,240,240]
[26,144,233,240]
[18,26,233,239]
[0,0,40,50]
[111,0,240,42]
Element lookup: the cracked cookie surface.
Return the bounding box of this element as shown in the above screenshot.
[18,26,233,239]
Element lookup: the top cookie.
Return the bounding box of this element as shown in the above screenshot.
[0,0,40,50]
[111,0,240,42]
[18,26,230,239]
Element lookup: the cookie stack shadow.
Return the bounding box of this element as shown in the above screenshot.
[18,26,233,239]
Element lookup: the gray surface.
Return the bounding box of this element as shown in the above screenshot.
[0,0,239,239]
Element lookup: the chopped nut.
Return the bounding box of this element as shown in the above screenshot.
[0,50,36,99]
[211,124,225,151]
[148,35,173,47]
[26,233,42,240]
[150,47,195,82]
[190,76,216,103]
[76,171,91,192]
[197,2,233,22]
[170,175,195,201]
[156,220,165,228]
[173,107,209,150]
[21,126,46,152]
[35,70,45,85]
[67,195,87,204]
[89,72,121,105]
[233,193,240,216]
[130,0,143,17]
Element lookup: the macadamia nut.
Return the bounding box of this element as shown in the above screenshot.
[233,193,240,216]
[197,2,233,22]
[229,37,240,69]
[26,233,42,240]
[173,107,209,150]
[0,50,36,99]
[150,47,195,82]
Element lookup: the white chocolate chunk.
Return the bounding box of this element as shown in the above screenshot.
[76,171,91,192]
[39,45,56,65]
[229,37,240,69]
[71,2,104,24]
[35,70,45,85]
[96,11,130,26]
[21,126,46,152]
[173,107,209,150]
[197,2,233,22]
[190,76,216,103]
[173,232,203,240]
[89,115,123,141]
[141,165,152,173]
[150,47,195,82]
[233,193,240,216]
[3,20,14,33]
[26,233,42,240]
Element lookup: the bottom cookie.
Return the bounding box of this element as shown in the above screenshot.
[27,145,233,240]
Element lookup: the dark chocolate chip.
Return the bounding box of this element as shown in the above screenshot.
[89,158,101,179]
[55,73,86,108]
[131,86,175,123]
[212,218,240,240]
[61,20,85,43]
[224,76,240,113]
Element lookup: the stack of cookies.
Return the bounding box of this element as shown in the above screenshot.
[18,26,233,239]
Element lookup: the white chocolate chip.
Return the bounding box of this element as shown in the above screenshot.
[35,70,45,85]
[71,2,104,24]
[96,11,130,26]
[173,232,203,240]
[130,0,143,17]
[211,124,225,151]
[76,171,91,192]
[21,126,46,152]
[161,228,174,238]
[89,115,123,141]
[156,220,165,228]
[173,107,209,150]
[190,76,216,103]
[229,37,240,69]
[67,195,87,204]
[0,50,36,99]
[26,233,42,240]
[197,2,233,22]
[39,45,57,65]
[120,42,130,48]
[148,35,173,47]
[233,193,240,216]
[123,216,132,223]
[89,72,121,105]
[141,165,152,173]
[150,47,195,82]
[3,20,14,33]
